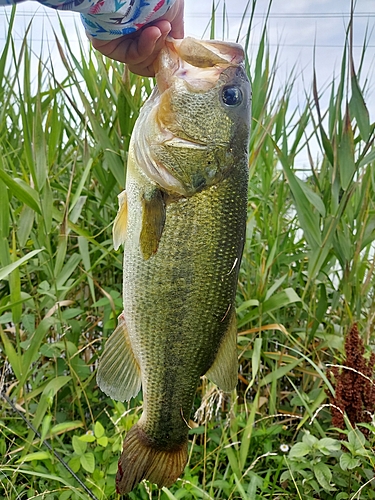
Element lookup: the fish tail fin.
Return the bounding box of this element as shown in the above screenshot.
[116,424,188,494]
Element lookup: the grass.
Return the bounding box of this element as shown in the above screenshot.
[1,1,375,499]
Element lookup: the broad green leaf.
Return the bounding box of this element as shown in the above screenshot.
[68,455,81,473]
[50,421,84,435]
[97,436,108,447]
[303,432,319,447]
[79,433,96,443]
[0,169,41,214]
[350,71,370,141]
[277,148,322,249]
[94,421,105,439]
[0,326,22,379]
[289,442,311,458]
[224,444,241,479]
[40,414,52,443]
[72,435,87,456]
[313,462,334,491]
[55,253,82,289]
[26,376,72,448]
[238,288,301,327]
[340,453,360,471]
[18,205,35,247]
[296,177,326,217]
[0,248,44,281]
[347,429,366,451]
[70,158,93,211]
[317,438,341,455]
[80,452,95,473]
[161,489,179,500]
[21,317,56,379]
[262,288,302,314]
[17,451,51,463]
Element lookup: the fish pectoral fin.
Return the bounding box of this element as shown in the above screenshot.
[205,308,238,392]
[140,188,166,260]
[96,313,141,402]
[113,190,128,250]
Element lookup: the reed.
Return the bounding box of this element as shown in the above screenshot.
[1,2,375,499]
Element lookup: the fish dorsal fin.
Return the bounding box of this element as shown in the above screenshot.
[205,308,238,392]
[113,190,128,250]
[97,313,141,402]
[140,188,166,260]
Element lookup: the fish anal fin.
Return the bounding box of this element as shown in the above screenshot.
[140,188,166,260]
[113,190,128,250]
[205,308,238,392]
[97,313,141,402]
[116,424,188,494]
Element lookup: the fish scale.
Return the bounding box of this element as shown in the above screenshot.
[96,36,251,494]
[124,172,247,444]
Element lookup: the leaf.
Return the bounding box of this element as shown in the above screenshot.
[249,338,262,387]
[72,435,87,456]
[50,421,84,435]
[97,436,108,447]
[55,253,82,289]
[0,178,9,238]
[340,453,360,471]
[0,326,22,380]
[260,357,302,387]
[0,467,87,499]
[79,433,96,443]
[276,146,322,249]
[21,317,56,384]
[303,432,319,447]
[18,205,35,247]
[0,168,41,214]
[347,429,366,451]
[317,437,341,455]
[238,288,302,327]
[17,451,51,463]
[239,392,259,470]
[338,110,356,191]
[107,460,118,475]
[80,452,95,473]
[0,249,44,281]
[313,462,334,491]
[68,455,81,473]
[289,442,311,458]
[94,421,105,439]
[350,71,370,141]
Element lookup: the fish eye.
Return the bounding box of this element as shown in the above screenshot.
[221,86,243,106]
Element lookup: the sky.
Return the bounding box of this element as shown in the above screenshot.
[0,0,374,166]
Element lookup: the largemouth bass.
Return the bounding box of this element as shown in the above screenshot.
[97,36,251,494]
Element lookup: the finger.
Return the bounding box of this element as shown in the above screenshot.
[126,25,163,62]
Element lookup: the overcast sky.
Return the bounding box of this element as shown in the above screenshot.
[1,0,374,167]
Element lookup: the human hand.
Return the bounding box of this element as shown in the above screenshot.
[90,0,184,77]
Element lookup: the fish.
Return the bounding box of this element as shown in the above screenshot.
[96,36,251,494]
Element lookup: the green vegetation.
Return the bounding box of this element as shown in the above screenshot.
[1,3,375,499]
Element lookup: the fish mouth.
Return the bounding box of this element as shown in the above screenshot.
[154,37,245,93]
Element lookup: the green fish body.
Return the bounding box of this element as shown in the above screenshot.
[97,37,251,494]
